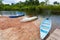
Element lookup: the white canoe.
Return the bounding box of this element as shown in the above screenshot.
[40,18,51,39]
[20,16,38,22]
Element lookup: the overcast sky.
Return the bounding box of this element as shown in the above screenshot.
[2,0,60,4]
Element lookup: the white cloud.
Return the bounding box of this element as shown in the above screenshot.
[3,0,60,4]
[39,0,45,2]
[2,1,11,4]
[39,0,60,4]
[3,0,25,4]
[14,0,25,3]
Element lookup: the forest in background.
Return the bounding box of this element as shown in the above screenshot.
[0,0,60,15]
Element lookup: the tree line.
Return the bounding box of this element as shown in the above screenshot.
[0,0,60,15]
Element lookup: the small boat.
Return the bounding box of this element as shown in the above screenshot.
[40,18,51,39]
[9,15,24,18]
[20,16,38,22]
[9,15,19,18]
[9,13,24,18]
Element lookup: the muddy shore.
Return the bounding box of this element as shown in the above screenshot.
[0,16,42,40]
[0,16,60,40]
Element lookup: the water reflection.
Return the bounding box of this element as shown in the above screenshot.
[0,11,25,16]
[50,16,60,33]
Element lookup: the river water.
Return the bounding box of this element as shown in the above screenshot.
[0,11,25,16]
[50,15,60,33]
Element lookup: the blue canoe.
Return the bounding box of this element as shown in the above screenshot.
[9,12,25,18]
[40,18,51,39]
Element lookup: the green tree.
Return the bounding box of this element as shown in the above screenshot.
[45,0,49,5]
[40,2,45,5]
[34,0,39,5]
[54,1,59,5]
[25,0,39,5]
[25,0,28,5]
[11,3,14,5]
[0,0,3,4]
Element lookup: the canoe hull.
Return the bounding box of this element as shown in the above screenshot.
[21,16,38,22]
[40,18,51,39]
[9,15,24,18]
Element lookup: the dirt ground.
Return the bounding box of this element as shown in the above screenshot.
[0,16,42,40]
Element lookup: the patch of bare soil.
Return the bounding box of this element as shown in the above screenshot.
[0,16,41,40]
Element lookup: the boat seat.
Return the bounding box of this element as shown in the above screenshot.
[41,29,47,33]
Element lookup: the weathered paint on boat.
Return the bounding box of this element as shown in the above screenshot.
[20,16,38,22]
[9,13,25,18]
[40,18,51,39]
